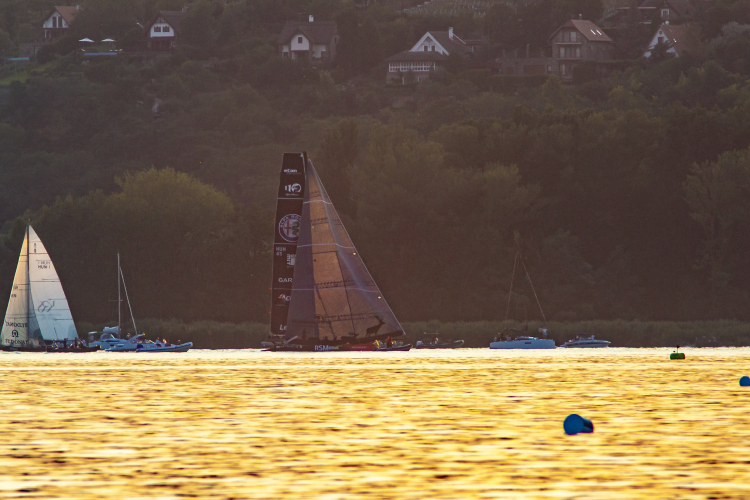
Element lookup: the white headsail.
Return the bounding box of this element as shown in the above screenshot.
[1,228,44,348]
[27,226,77,341]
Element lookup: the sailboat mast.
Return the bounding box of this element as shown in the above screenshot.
[25,225,29,337]
[117,253,121,336]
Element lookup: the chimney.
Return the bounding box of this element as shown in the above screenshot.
[449,27,453,40]
[309,15,314,22]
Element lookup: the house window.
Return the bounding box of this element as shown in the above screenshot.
[571,31,577,42]
[297,36,303,44]
[662,9,669,20]
[53,15,58,28]
[154,26,161,32]
[424,46,428,52]
[431,46,435,51]
[658,35,665,44]
[561,63,568,76]
[563,31,570,42]
[163,25,170,33]
[576,47,581,58]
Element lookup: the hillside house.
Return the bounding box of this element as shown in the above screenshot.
[277,17,338,62]
[613,0,692,26]
[43,6,78,40]
[385,27,472,83]
[146,11,185,51]
[549,19,614,80]
[643,23,691,58]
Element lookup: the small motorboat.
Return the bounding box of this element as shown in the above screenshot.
[375,341,412,351]
[561,334,610,348]
[490,336,555,349]
[415,336,464,349]
[106,334,192,353]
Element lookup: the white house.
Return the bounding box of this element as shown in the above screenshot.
[146,11,185,51]
[643,23,690,58]
[277,17,338,62]
[385,27,472,83]
[42,6,78,40]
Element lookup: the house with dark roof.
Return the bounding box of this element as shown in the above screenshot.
[643,23,692,58]
[42,6,79,40]
[549,19,614,80]
[639,0,692,24]
[277,17,338,62]
[385,27,473,83]
[612,0,693,26]
[146,11,185,51]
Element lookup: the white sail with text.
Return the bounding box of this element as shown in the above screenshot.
[285,159,403,343]
[27,226,77,341]
[1,227,45,349]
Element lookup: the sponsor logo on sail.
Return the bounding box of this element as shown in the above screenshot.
[276,293,291,304]
[278,214,301,243]
[284,183,302,194]
[37,260,51,269]
[5,321,28,328]
[278,277,293,283]
[283,169,299,173]
[315,345,336,351]
[37,300,55,313]
[287,253,296,266]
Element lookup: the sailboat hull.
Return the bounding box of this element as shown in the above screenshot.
[0,345,47,352]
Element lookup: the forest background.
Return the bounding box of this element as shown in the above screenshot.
[3,0,750,346]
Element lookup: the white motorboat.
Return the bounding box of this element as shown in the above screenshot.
[88,327,128,349]
[490,336,556,349]
[561,334,610,348]
[106,334,192,352]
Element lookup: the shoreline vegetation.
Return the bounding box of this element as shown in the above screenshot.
[77,319,750,349]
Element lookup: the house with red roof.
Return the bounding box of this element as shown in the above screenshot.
[42,6,78,40]
[146,11,185,51]
[277,16,338,62]
[385,27,472,83]
[549,19,614,80]
[643,23,692,58]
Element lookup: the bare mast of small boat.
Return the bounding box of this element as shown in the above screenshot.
[117,253,138,337]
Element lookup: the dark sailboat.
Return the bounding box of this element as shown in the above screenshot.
[267,153,404,352]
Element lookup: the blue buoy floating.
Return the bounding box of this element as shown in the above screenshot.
[564,414,594,435]
[740,376,750,387]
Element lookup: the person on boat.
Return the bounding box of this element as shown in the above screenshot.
[386,336,393,348]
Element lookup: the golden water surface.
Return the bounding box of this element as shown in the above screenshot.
[0,348,748,499]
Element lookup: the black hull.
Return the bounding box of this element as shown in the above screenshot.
[46,346,101,353]
[375,344,412,351]
[415,340,465,349]
[0,345,47,352]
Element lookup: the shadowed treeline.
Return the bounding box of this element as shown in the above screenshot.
[76,319,750,349]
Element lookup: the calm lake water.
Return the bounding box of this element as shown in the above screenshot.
[0,348,748,499]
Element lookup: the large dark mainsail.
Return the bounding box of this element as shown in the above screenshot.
[282,156,403,345]
[270,153,306,336]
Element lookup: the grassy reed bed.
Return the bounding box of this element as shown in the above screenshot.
[76,319,750,349]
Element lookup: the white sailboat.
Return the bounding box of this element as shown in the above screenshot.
[1,226,78,351]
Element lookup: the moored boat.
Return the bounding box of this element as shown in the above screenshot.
[106,334,192,352]
[490,335,555,349]
[103,254,191,353]
[266,153,406,352]
[561,334,610,348]
[415,337,464,349]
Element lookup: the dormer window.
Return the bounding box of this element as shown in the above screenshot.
[154,26,161,32]
[424,46,428,52]
[163,25,170,33]
[661,8,669,20]
[297,36,303,44]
